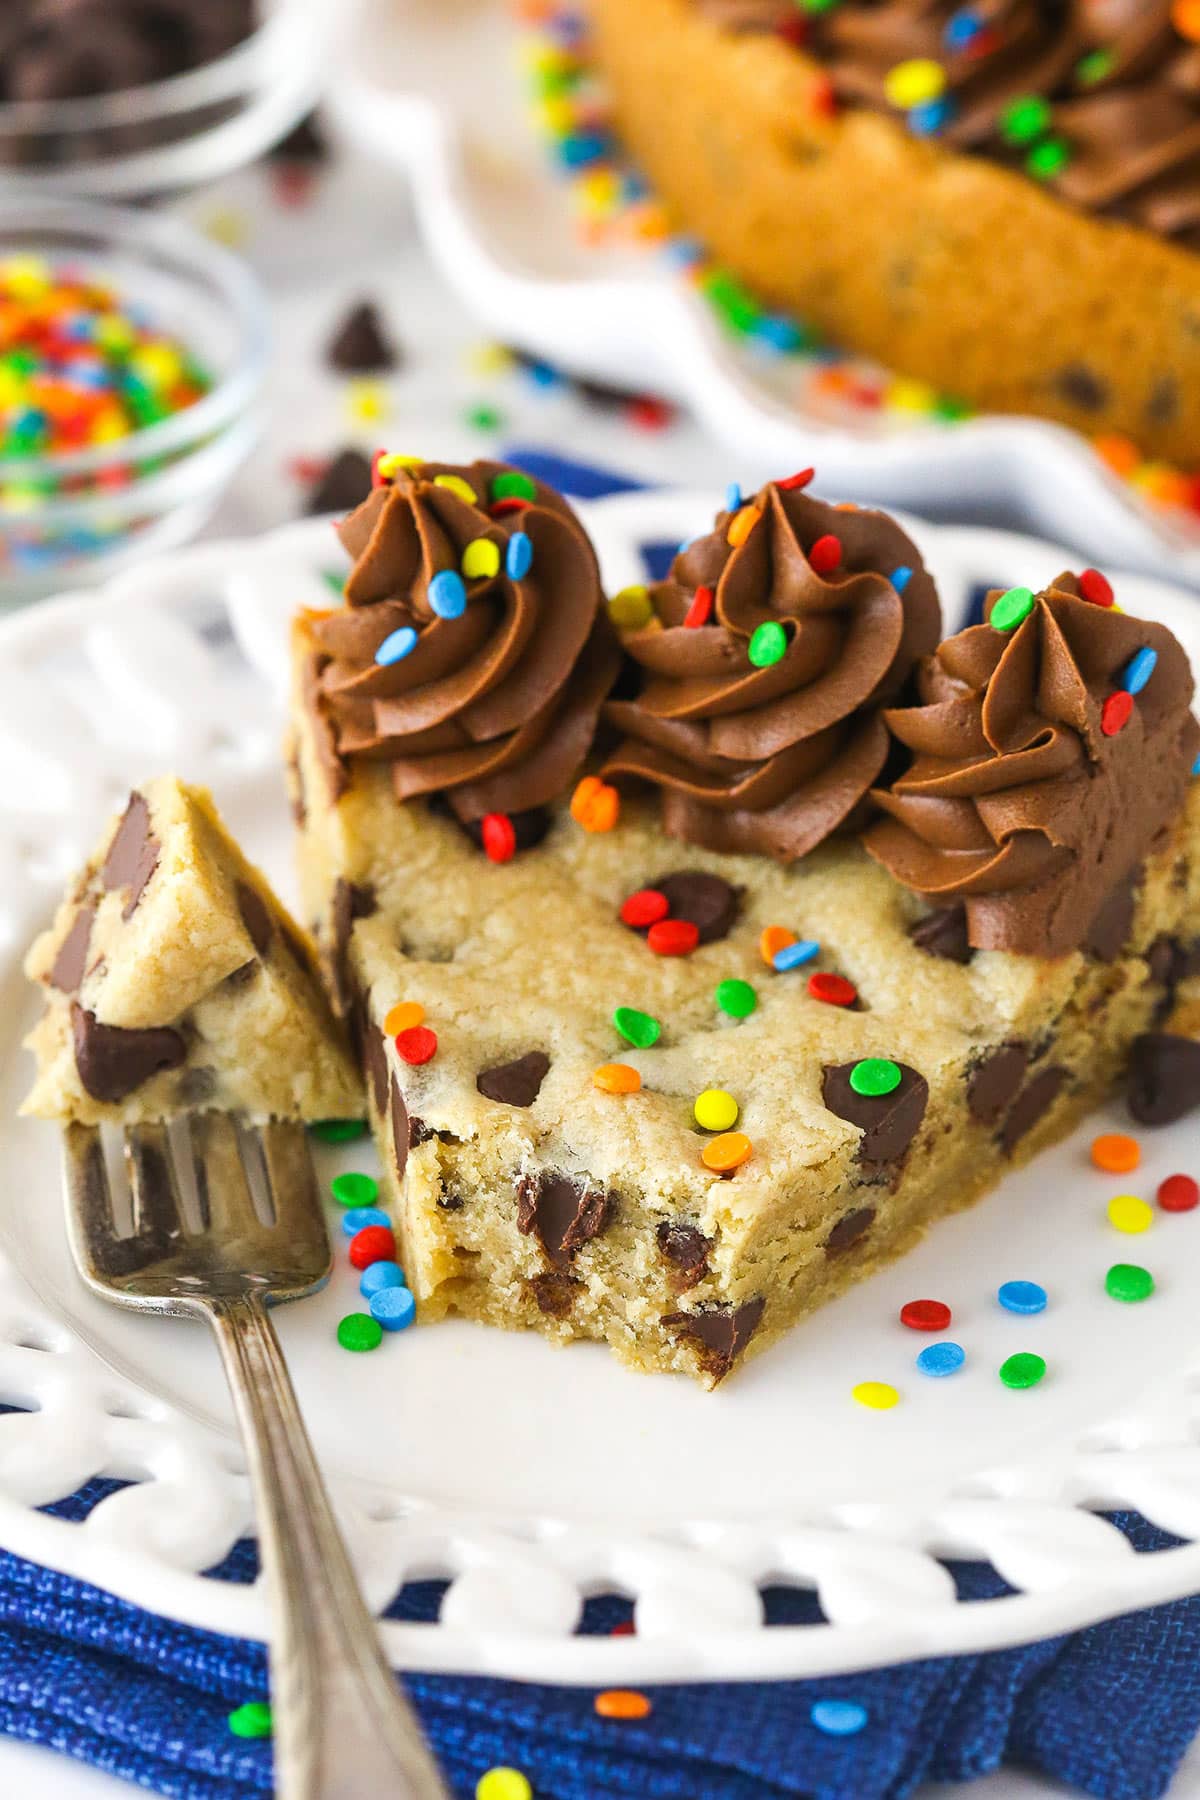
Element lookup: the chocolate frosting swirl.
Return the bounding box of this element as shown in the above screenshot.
[601,480,940,860]
[305,460,619,823]
[694,0,1200,250]
[865,573,1200,957]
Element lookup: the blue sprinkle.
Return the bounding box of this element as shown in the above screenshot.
[370,1286,417,1332]
[1117,646,1157,697]
[523,358,562,389]
[506,530,533,580]
[752,315,805,356]
[374,625,418,666]
[944,8,982,49]
[428,569,467,619]
[341,1206,391,1238]
[890,565,914,593]
[555,131,611,169]
[811,1700,868,1737]
[361,1260,407,1298]
[998,1279,1047,1315]
[665,235,705,269]
[909,97,955,136]
[773,939,821,972]
[917,1341,966,1377]
[1193,751,1200,778]
[725,481,743,514]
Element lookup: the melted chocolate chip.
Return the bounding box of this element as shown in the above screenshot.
[662,1297,765,1384]
[516,1172,614,1267]
[362,1015,389,1116]
[821,1063,929,1166]
[646,871,741,944]
[437,1187,464,1211]
[326,301,397,375]
[1056,364,1108,411]
[329,880,376,1014]
[1084,871,1139,962]
[999,1066,1068,1155]
[1147,935,1200,1022]
[476,1051,550,1108]
[235,880,273,957]
[459,806,552,854]
[222,961,259,989]
[71,1003,187,1104]
[389,1072,408,1179]
[909,905,972,964]
[656,1220,712,1289]
[176,1066,217,1106]
[49,903,95,993]
[1128,1033,1200,1127]
[823,1206,875,1256]
[967,1043,1029,1127]
[528,1272,580,1318]
[304,448,373,517]
[1147,376,1180,427]
[286,747,307,828]
[101,792,160,920]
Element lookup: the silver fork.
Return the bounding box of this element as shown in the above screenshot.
[62,1114,450,1800]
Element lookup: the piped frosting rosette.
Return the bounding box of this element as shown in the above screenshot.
[601,476,941,859]
[305,458,619,828]
[865,571,1200,957]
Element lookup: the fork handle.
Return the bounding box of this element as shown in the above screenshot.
[208,1292,451,1800]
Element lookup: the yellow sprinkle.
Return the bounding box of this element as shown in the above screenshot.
[726,503,761,548]
[535,96,578,136]
[94,313,135,356]
[693,1089,739,1132]
[466,342,514,377]
[883,57,946,111]
[202,207,248,248]
[886,376,940,413]
[129,343,183,389]
[462,536,501,580]
[607,584,654,630]
[384,1001,424,1035]
[347,380,387,424]
[574,166,622,215]
[377,452,422,479]
[2,255,51,299]
[853,1381,900,1411]
[434,473,478,503]
[476,1768,533,1800]
[1107,1194,1153,1234]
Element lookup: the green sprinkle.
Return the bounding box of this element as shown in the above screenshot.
[998,1351,1046,1390]
[1075,48,1114,86]
[330,1171,379,1208]
[321,569,346,598]
[933,394,972,422]
[700,267,763,336]
[1106,1262,1155,1303]
[613,1006,661,1049]
[1000,95,1051,145]
[491,470,537,502]
[1026,137,1071,180]
[990,586,1036,632]
[748,620,788,668]
[310,1118,368,1143]
[228,1701,273,1739]
[848,1057,902,1098]
[466,403,504,431]
[715,977,758,1019]
[338,1312,383,1352]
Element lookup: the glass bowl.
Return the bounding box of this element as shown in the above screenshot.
[0,196,269,605]
[0,0,329,198]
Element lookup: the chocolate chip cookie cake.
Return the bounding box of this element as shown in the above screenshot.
[586,0,1200,464]
[287,456,1200,1385]
[23,777,360,1125]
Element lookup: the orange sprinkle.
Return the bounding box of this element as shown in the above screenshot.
[726,503,761,548]
[759,924,796,966]
[594,1689,652,1721]
[296,605,336,626]
[1173,0,1200,41]
[593,1062,642,1094]
[1092,434,1140,479]
[570,776,620,832]
[384,1001,425,1035]
[701,1130,753,1173]
[1091,1132,1140,1175]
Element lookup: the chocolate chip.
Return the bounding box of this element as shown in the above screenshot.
[176,1066,217,1105]
[1147,935,1200,1022]
[967,1043,1029,1127]
[325,302,398,374]
[823,1206,875,1255]
[650,871,741,944]
[49,903,96,993]
[1084,871,1139,962]
[1056,364,1108,411]
[1128,1033,1200,1127]
[476,1051,550,1108]
[235,880,273,957]
[389,1072,408,1179]
[304,448,373,517]
[101,792,159,920]
[437,1187,464,1211]
[821,1063,929,1166]
[656,1220,712,1288]
[909,905,972,964]
[71,1003,187,1104]
[662,1297,765,1383]
[999,1066,1068,1155]
[459,806,551,854]
[222,961,259,989]
[528,1272,580,1318]
[362,1015,389,1116]
[329,879,376,1014]
[286,747,307,828]
[516,1171,615,1267]
[1147,376,1180,427]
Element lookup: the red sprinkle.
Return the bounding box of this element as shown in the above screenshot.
[1101,690,1133,736]
[620,888,670,928]
[900,1299,952,1332]
[489,496,530,517]
[1079,568,1115,608]
[481,812,516,863]
[808,971,857,1008]
[349,1224,396,1270]
[682,585,714,629]
[395,1025,438,1065]
[626,396,673,431]
[1158,1173,1199,1212]
[647,918,700,957]
[809,72,838,118]
[370,449,390,488]
[776,14,808,46]
[778,467,816,491]
[610,1620,636,1636]
[808,533,842,574]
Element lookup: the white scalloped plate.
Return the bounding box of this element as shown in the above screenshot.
[3,494,1200,1685]
[325,0,1200,590]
